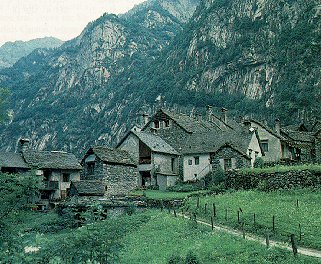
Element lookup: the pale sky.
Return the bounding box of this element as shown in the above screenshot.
[0,0,146,46]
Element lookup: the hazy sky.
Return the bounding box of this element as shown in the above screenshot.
[0,0,146,46]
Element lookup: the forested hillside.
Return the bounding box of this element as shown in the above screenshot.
[0,0,319,153]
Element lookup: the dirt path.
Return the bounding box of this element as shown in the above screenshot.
[177,213,321,259]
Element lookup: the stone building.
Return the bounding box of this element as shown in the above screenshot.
[117,128,180,190]
[81,147,139,196]
[70,181,105,197]
[0,139,82,208]
[117,108,263,189]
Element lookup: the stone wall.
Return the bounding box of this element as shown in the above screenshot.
[102,164,139,196]
[82,158,105,180]
[211,147,250,171]
[226,170,321,191]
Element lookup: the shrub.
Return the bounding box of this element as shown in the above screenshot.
[185,251,201,264]
[168,254,184,264]
[254,157,264,168]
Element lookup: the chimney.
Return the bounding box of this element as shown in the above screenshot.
[221,107,228,123]
[243,119,251,131]
[142,113,149,126]
[18,138,30,153]
[275,118,281,135]
[206,105,213,121]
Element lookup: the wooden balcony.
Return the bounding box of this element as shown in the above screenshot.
[42,181,59,190]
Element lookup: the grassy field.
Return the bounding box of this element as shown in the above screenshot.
[120,211,319,264]
[6,209,321,263]
[130,189,206,200]
[183,189,321,250]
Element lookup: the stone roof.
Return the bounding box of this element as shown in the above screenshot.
[90,147,136,166]
[132,130,179,155]
[0,152,30,169]
[71,181,105,196]
[248,119,286,140]
[23,150,82,170]
[281,129,315,143]
[150,109,226,134]
[179,130,254,156]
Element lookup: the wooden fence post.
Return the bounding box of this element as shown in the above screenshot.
[290,234,298,256]
[266,233,270,248]
[211,216,214,230]
[237,211,240,224]
[242,223,245,239]
[253,213,256,225]
[213,203,216,217]
[193,213,197,223]
[225,209,228,221]
[296,199,299,208]
[272,215,275,232]
[299,224,302,241]
[197,197,200,208]
[174,209,177,217]
[205,203,207,214]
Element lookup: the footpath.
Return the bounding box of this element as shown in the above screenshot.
[177,213,321,259]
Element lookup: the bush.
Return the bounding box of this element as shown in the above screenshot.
[185,251,201,264]
[168,254,184,264]
[254,157,264,168]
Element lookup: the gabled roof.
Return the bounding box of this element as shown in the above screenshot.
[117,129,179,155]
[133,130,179,155]
[85,147,137,166]
[23,150,82,170]
[248,119,286,140]
[0,152,30,169]
[281,129,315,143]
[180,129,254,156]
[144,109,226,134]
[71,181,105,196]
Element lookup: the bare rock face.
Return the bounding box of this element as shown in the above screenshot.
[0,0,200,153]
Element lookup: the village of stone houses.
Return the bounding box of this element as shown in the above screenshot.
[1,0,321,263]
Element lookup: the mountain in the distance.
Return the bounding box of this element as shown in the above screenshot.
[0,37,63,69]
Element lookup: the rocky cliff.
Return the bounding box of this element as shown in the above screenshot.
[0,0,200,153]
[0,0,319,155]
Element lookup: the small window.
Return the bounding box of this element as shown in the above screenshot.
[154,121,160,129]
[255,151,259,158]
[194,156,200,165]
[63,173,70,182]
[164,120,170,128]
[261,140,269,152]
[171,158,175,172]
[188,159,192,165]
[87,163,95,175]
[248,149,252,156]
[194,174,197,178]
[224,159,232,171]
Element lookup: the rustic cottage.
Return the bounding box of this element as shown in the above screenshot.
[81,147,139,196]
[117,128,180,190]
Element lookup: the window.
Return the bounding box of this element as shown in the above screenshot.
[154,121,160,129]
[188,159,192,165]
[255,151,259,158]
[171,158,175,172]
[164,120,170,128]
[194,156,200,165]
[87,162,95,175]
[62,173,70,182]
[224,159,232,171]
[248,149,252,156]
[261,140,269,152]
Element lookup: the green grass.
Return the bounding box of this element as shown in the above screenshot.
[130,190,207,200]
[239,164,321,174]
[184,189,321,250]
[120,211,320,264]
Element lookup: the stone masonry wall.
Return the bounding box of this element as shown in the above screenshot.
[211,147,250,171]
[102,164,139,196]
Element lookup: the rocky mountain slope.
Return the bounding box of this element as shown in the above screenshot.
[0,37,63,69]
[0,0,200,153]
[0,0,319,155]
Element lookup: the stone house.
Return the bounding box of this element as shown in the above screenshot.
[0,139,82,208]
[117,128,180,191]
[81,147,139,196]
[117,108,263,189]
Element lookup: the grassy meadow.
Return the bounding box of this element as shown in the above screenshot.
[184,188,321,250]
